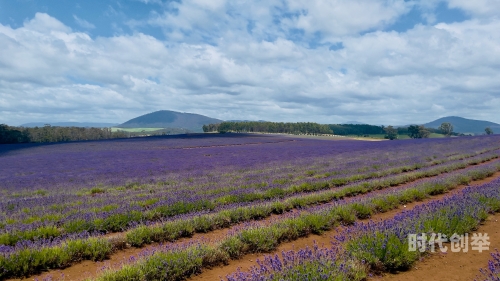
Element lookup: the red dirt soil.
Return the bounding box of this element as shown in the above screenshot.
[372,212,500,281]
[187,173,500,281]
[10,171,500,281]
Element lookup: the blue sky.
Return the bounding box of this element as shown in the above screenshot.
[0,1,165,38]
[0,0,499,125]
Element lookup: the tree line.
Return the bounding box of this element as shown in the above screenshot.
[203,122,333,135]
[328,124,385,136]
[204,121,495,140]
[2,121,494,145]
[0,124,131,144]
[203,122,444,138]
[383,125,440,140]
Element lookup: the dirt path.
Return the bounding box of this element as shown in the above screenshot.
[11,170,500,281]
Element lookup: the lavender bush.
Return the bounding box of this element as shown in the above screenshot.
[478,250,500,281]
[226,244,366,281]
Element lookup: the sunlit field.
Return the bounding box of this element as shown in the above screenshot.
[1,134,500,280]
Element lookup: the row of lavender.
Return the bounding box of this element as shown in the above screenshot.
[1,157,498,279]
[0,136,499,279]
[73,162,500,281]
[2,136,498,246]
[123,156,500,248]
[0,150,495,275]
[481,251,500,281]
[2,143,498,250]
[2,151,498,258]
[225,177,500,281]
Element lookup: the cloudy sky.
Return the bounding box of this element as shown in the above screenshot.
[0,0,499,126]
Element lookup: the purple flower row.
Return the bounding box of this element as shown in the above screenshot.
[225,176,500,280]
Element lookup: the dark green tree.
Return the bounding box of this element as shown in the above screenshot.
[328,124,385,136]
[438,122,453,136]
[408,125,430,139]
[0,124,136,144]
[418,125,431,138]
[485,127,494,135]
[384,126,398,140]
[407,125,420,138]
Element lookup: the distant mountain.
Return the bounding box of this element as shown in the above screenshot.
[117,110,222,133]
[424,116,500,134]
[21,122,119,128]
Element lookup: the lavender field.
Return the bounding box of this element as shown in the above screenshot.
[1,134,500,280]
[4,134,498,192]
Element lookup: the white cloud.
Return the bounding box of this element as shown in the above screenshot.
[416,0,500,18]
[22,13,71,33]
[73,15,96,29]
[282,0,412,38]
[0,6,500,126]
[142,0,412,43]
[432,104,446,112]
[447,0,500,17]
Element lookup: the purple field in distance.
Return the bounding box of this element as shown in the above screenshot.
[2,133,499,192]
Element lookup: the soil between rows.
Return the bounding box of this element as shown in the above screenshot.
[186,173,500,281]
[10,169,500,281]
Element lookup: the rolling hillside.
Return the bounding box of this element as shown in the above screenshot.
[116,110,222,133]
[424,116,500,134]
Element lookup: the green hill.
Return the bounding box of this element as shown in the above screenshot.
[117,110,222,133]
[424,116,500,135]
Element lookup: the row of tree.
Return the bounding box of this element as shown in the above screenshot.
[2,121,494,145]
[204,121,495,140]
[328,124,385,135]
[383,125,435,140]
[203,122,446,138]
[203,122,333,135]
[0,124,132,144]
[384,122,494,140]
